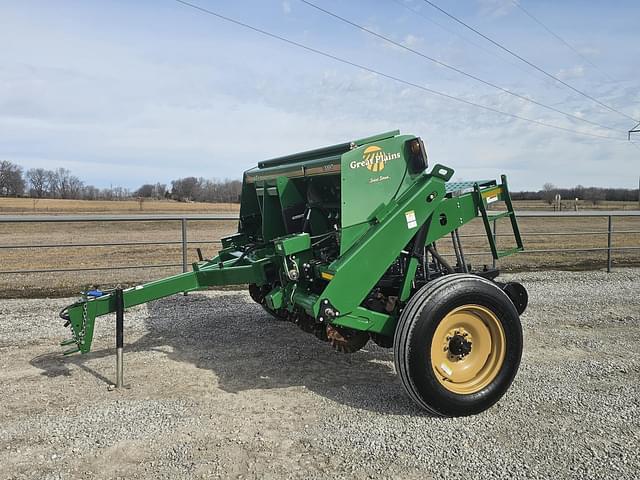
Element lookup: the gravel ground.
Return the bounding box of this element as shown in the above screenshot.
[1,269,639,479]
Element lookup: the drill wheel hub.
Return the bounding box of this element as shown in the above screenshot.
[443,327,473,361]
[448,333,472,358]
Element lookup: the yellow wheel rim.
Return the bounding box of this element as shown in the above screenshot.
[430,304,506,395]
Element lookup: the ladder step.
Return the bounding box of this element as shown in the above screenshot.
[496,247,523,258]
[63,347,80,355]
[60,338,77,346]
[486,211,513,221]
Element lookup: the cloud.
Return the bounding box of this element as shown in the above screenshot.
[0,1,637,191]
[402,34,423,48]
[556,65,585,81]
[577,46,600,57]
[476,0,516,18]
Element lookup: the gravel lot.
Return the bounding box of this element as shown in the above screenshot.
[1,269,639,479]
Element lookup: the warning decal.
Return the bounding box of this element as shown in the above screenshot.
[405,210,417,229]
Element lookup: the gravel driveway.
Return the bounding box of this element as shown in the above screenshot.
[1,269,639,479]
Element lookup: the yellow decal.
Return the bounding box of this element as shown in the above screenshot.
[364,146,384,172]
[349,145,401,172]
[320,272,334,281]
[481,187,503,199]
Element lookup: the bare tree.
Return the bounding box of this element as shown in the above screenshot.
[583,187,606,206]
[102,186,117,200]
[54,168,72,198]
[135,184,155,197]
[0,161,25,196]
[171,177,200,201]
[82,185,99,200]
[67,175,84,199]
[46,170,60,198]
[154,183,167,199]
[541,182,556,205]
[26,168,49,197]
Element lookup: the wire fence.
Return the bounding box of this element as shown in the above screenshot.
[460,211,640,272]
[0,211,638,277]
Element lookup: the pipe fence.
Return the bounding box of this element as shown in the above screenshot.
[0,211,638,276]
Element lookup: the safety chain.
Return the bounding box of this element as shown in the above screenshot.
[75,301,88,346]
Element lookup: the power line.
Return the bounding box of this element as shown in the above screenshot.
[512,0,617,84]
[300,0,621,135]
[389,0,566,93]
[172,0,625,142]
[421,0,639,123]
[391,0,518,63]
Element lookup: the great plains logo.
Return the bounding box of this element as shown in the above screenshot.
[349,145,401,173]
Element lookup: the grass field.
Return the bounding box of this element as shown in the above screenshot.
[0,198,638,297]
[0,197,240,215]
[1,197,638,215]
[506,199,639,211]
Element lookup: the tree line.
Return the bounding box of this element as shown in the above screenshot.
[0,160,242,203]
[135,177,242,203]
[1,160,637,205]
[513,183,639,205]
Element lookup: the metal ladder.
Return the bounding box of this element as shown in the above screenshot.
[474,175,524,259]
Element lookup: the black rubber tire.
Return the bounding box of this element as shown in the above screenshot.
[503,281,528,315]
[393,274,523,417]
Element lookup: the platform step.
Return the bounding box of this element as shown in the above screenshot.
[486,211,513,221]
[496,247,523,259]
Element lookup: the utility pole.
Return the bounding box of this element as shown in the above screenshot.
[628,124,640,210]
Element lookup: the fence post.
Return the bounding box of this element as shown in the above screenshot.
[181,218,189,295]
[181,218,188,273]
[606,215,612,273]
[115,287,124,389]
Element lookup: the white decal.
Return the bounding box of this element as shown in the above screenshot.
[405,210,417,229]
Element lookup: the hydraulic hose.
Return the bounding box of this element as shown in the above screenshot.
[427,245,455,274]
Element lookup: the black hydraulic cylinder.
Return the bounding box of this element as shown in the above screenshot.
[454,229,469,273]
[428,244,454,274]
[411,224,428,259]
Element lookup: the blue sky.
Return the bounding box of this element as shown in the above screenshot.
[1,0,638,191]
